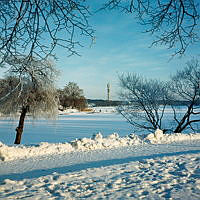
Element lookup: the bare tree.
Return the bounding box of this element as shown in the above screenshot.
[0,0,93,143]
[170,59,200,133]
[118,73,169,132]
[0,0,94,64]
[0,56,58,144]
[102,0,200,55]
[118,59,200,133]
[58,82,87,110]
[0,0,198,64]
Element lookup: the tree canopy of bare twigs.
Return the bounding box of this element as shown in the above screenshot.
[118,59,200,133]
[170,59,200,132]
[102,0,200,55]
[0,56,58,117]
[0,56,58,144]
[118,73,169,132]
[0,0,198,64]
[0,0,94,64]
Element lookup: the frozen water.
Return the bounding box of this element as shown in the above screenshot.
[0,113,133,145]
[0,109,200,199]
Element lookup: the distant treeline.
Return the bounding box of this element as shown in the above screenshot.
[167,100,200,106]
[87,99,122,107]
[87,99,200,107]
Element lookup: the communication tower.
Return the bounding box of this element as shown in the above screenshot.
[107,83,110,101]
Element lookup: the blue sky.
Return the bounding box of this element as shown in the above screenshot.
[56,5,200,100]
[0,2,199,100]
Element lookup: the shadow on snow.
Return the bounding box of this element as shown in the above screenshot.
[0,149,200,182]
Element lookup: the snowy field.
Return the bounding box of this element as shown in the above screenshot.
[0,109,133,145]
[0,109,200,199]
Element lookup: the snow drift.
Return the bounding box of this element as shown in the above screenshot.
[145,129,200,144]
[0,130,200,161]
[71,133,142,150]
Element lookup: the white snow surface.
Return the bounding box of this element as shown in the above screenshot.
[146,129,200,144]
[0,129,200,199]
[1,129,200,162]
[58,107,116,115]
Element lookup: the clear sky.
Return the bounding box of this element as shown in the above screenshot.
[55,2,200,100]
[0,1,199,100]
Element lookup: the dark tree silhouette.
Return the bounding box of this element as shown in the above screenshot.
[0,0,94,63]
[0,0,198,63]
[118,73,169,132]
[118,59,200,133]
[102,0,199,55]
[170,59,200,133]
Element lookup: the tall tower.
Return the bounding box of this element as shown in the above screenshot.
[107,83,110,101]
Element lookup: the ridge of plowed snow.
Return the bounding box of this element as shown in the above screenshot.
[0,130,200,161]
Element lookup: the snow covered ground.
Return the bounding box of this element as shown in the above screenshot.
[0,130,200,199]
[0,111,133,145]
[0,110,200,199]
[0,141,200,199]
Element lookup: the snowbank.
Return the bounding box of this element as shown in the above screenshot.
[0,133,142,161]
[146,129,200,144]
[71,133,142,150]
[0,130,200,161]
[0,142,73,162]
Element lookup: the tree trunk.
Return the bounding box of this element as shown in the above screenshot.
[174,103,194,133]
[14,106,28,144]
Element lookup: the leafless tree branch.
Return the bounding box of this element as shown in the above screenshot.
[118,73,169,132]
[102,0,199,56]
[170,58,200,132]
[0,0,94,64]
